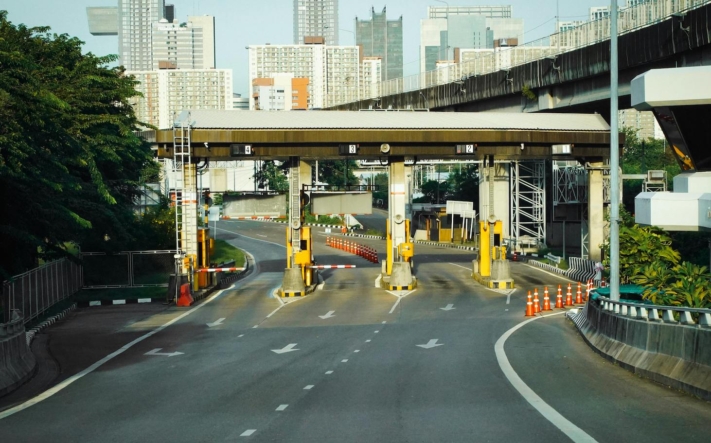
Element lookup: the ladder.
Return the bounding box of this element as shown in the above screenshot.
[173,117,195,270]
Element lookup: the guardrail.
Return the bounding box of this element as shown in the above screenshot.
[598,296,711,326]
[336,0,711,106]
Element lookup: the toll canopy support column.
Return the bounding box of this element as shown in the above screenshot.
[385,156,415,289]
[587,163,605,261]
[282,156,307,296]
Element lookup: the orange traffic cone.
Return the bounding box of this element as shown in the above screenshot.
[555,285,564,308]
[542,286,551,311]
[565,283,573,306]
[533,289,541,314]
[575,282,583,304]
[525,291,534,317]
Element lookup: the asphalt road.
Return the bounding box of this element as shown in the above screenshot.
[1,219,710,442]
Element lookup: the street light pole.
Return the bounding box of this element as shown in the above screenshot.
[610,0,621,301]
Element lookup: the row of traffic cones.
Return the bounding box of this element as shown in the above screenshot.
[525,281,596,317]
[326,236,379,264]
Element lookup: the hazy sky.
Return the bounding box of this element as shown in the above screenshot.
[1,0,612,95]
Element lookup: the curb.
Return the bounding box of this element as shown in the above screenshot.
[25,303,77,346]
[415,240,477,251]
[78,298,161,307]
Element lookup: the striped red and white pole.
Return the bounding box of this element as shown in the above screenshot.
[196,267,246,273]
[306,265,357,269]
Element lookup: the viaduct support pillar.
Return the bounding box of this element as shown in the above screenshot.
[587,163,605,262]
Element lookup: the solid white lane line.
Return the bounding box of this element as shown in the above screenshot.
[507,292,512,305]
[276,404,288,411]
[387,290,415,314]
[325,371,334,375]
[256,234,267,238]
[240,429,256,437]
[266,293,306,318]
[495,313,598,443]
[388,297,402,314]
[522,262,576,283]
[449,262,471,271]
[0,285,234,420]
[304,385,314,390]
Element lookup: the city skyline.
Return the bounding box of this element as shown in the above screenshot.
[2,0,615,95]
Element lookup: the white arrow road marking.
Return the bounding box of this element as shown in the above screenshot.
[207,318,225,327]
[272,343,300,354]
[440,304,455,311]
[276,404,288,411]
[387,290,415,314]
[145,348,184,357]
[319,310,336,319]
[416,339,444,349]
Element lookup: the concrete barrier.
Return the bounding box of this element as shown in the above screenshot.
[571,301,711,401]
[0,312,36,397]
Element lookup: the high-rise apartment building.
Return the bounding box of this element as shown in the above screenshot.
[419,6,523,73]
[128,69,233,129]
[152,19,206,70]
[118,0,166,70]
[293,0,339,45]
[619,109,664,140]
[252,75,309,111]
[188,15,216,69]
[590,6,610,21]
[361,57,382,100]
[248,43,360,109]
[356,7,403,82]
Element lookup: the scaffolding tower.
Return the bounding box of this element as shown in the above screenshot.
[510,160,546,249]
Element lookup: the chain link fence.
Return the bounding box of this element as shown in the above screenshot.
[1,259,82,324]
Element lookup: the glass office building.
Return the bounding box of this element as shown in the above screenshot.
[355,7,403,82]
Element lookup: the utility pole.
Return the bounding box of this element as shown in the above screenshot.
[610,0,621,301]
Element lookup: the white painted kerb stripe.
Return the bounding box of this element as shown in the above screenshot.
[494,313,598,443]
[0,285,232,420]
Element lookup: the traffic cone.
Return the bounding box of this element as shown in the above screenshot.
[565,283,573,306]
[555,285,564,308]
[575,282,583,304]
[543,286,551,311]
[533,288,541,314]
[525,291,534,317]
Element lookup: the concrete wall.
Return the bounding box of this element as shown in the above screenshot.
[574,302,711,401]
[0,315,36,397]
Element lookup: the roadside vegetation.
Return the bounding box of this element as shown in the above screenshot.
[0,12,173,280]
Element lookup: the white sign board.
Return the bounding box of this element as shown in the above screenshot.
[445,200,473,215]
[208,206,221,222]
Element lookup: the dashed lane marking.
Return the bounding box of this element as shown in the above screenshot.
[276,404,288,411]
[304,385,314,390]
[240,430,256,437]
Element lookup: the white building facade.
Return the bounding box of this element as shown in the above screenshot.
[248,44,360,109]
[118,0,165,70]
[128,69,233,129]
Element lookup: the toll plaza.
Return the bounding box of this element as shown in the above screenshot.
[151,110,616,297]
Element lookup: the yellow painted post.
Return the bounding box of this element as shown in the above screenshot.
[386,221,393,275]
[479,221,491,277]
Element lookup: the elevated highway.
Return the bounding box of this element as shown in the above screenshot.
[331,1,711,121]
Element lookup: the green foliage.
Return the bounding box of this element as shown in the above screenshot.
[446,164,478,202]
[371,172,388,207]
[253,160,288,192]
[318,160,359,188]
[0,12,157,277]
[521,84,536,101]
[211,239,246,267]
[631,261,711,308]
[414,180,451,204]
[303,205,341,225]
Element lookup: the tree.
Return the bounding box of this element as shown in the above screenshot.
[446,164,478,202]
[253,160,288,192]
[414,180,450,203]
[0,12,156,277]
[371,172,388,207]
[318,160,359,188]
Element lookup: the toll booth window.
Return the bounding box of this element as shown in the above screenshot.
[494,234,501,246]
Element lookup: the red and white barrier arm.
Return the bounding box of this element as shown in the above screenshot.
[196,267,246,273]
[306,265,357,269]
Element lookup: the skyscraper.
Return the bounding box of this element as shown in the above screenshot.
[188,15,216,69]
[356,7,403,82]
[152,19,206,70]
[293,0,339,45]
[118,0,166,70]
[420,5,524,73]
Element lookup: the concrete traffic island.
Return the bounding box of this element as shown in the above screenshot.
[0,312,36,397]
[472,258,515,290]
[571,300,711,401]
[279,267,320,297]
[380,261,417,291]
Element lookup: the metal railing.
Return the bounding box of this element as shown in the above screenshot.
[81,250,176,288]
[1,258,82,324]
[598,296,711,327]
[336,0,711,106]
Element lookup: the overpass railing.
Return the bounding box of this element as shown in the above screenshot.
[1,258,82,324]
[343,0,710,106]
[598,295,711,326]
